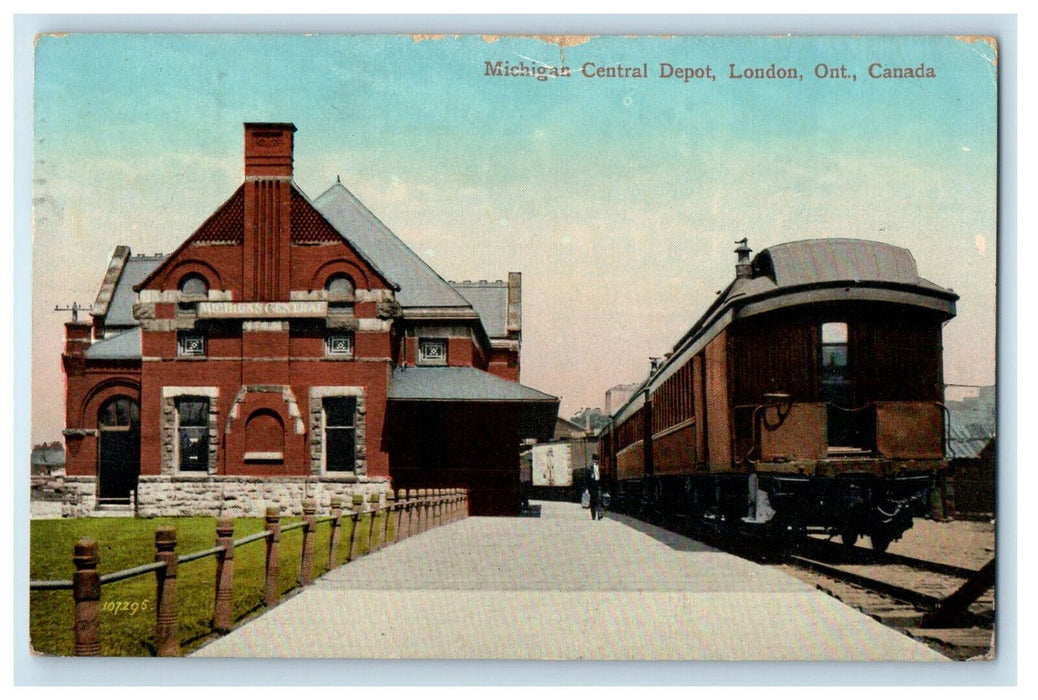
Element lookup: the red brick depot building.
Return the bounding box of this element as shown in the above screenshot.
[61,123,558,517]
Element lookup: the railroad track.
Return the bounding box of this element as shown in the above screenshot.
[621,509,996,661]
[774,539,995,661]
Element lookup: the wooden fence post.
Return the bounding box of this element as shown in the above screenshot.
[154,526,180,657]
[395,489,407,543]
[347,494,364,561]
[328,496,343,569]
[264,505,281,607]
[419,489,429,533]
[213,516,234,633]
[406,489,418,538]
[72,538,101,656]
[367,493,380,552]
[383,490,396,546]
[300,498,317,586]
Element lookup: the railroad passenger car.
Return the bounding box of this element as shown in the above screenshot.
[599,238,957,551]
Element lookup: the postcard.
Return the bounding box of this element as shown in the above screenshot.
[26,31,1000,673]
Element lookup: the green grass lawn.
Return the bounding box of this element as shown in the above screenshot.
[30,510,390,656]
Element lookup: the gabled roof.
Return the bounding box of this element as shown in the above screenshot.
[450,281,509,338]
[313,183,473,310]
[104,255,166,328]
[554,416,590,440]
[135,183,397,293]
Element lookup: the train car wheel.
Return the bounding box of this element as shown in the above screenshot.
[870,532,891,553]
[841,528,859,548]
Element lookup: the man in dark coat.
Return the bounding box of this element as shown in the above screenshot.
[589,455,602,520]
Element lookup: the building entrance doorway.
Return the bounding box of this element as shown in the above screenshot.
[97,396,140,501]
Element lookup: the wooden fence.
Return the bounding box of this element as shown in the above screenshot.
[30,487,468,656]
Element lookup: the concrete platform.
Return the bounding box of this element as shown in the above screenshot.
[193,501,948,661]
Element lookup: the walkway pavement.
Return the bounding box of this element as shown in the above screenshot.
[193,501,947,661]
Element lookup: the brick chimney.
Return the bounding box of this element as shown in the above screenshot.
[244,123,296,178]
[734,238,752,279]
[243,123,296,300]
[62,320,92,376]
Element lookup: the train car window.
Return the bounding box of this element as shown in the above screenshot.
[822,321,848,344]
[821,322,849,383]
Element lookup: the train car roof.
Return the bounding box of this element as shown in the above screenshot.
[609,238,958,426]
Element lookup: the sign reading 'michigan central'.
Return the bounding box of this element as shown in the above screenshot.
[197,301,328,318]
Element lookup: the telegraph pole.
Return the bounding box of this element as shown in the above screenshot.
[54,302,88,321]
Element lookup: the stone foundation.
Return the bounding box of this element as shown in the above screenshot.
[135,475,392,517]
[59,476,98,518]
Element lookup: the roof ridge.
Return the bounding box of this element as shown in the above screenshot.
[291,183,399,290]
[313,182,473,309]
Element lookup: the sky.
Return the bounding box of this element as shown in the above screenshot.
[29,32,999,444]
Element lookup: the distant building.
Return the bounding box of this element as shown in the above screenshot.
[605,383,641,416]
[31,443,65,476]
[519,415,597,503]
[944,385,996,517]
[553,416,591,441]
[60,122,558,518]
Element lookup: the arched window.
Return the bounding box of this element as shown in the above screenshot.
[98,396,139,431]
[325,274,354,299]
[179,274,209,298]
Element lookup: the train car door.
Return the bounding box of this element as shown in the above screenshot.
[820,321,869,450]
[97,396,140,501]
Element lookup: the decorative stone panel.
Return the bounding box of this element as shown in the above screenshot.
[290,289,396,303]
[309,386,367,476]
[357,318,393,332]
[226,385,305,436]
[160,386,219,475]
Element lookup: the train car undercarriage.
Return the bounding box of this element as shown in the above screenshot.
[608,467,939,552]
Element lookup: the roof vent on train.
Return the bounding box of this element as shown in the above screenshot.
[735,238,753,279]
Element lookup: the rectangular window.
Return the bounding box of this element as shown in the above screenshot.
[176,397,210,471]
[324,397,357,472]
[820,322,849,386]
[177,332,206,357]
[325,332,355,358]
[418,338,448,365]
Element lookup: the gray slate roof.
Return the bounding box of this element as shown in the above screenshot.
[84,328,141,360]
[388,366,557,403]
[106,255,166,328]
[946,422,995,460]
[313,183,473,310]
[389,366,558,440]
[450,281,509,338]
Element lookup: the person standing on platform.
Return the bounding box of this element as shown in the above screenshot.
[589,455,602,520]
